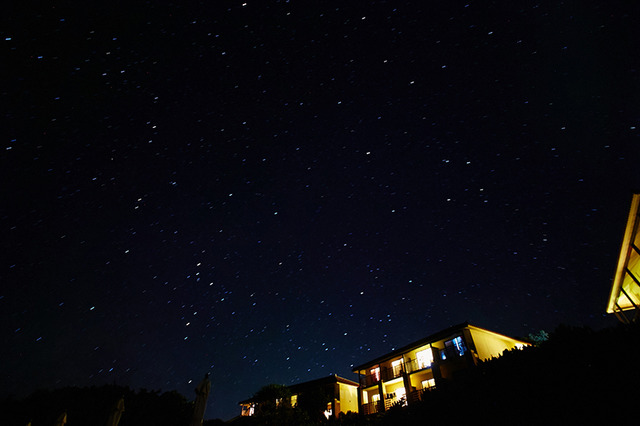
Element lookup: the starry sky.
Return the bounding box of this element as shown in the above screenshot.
[2,0,639,421]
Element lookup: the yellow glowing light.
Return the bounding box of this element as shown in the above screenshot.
[607,194,640,316]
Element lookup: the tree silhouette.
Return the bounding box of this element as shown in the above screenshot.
[0,385,192,426]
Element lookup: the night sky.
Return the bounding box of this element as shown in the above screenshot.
[2,0,639,421]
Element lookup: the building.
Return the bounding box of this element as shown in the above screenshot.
[352,322,529,415]
[239,374,359,419]
[606,193,640,323]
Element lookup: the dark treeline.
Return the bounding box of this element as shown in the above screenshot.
[4,322,639,425]
[1,385,193,426]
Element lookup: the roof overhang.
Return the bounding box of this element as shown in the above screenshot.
[351,322,471,372]
[238,375,359,405]
[606,193,640,317]
[351,322,532,373]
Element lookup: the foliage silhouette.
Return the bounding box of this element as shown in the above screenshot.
[4,323,640,425]
[1,384,192,426]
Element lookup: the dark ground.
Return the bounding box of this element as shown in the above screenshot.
[5,321,637,425]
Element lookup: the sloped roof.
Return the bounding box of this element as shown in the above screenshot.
[351,322,529,372]
[239,375,359,405]
[351,322,471,371]
[287,374,359,393]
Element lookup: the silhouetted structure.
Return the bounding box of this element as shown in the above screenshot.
[0,385,192,426]
[190,374,212,426]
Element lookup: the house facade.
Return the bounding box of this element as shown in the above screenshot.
[239,374,359,419]
[352,322,529,415]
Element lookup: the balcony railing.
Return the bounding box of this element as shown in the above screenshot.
[362,401,383,415]
[361,358,435,387]
[404,357,434,374]
[361,364,405,387]
[362,389,434,415]
[384,395,407,410]
[360,374,378,388]
[381,364,404,381]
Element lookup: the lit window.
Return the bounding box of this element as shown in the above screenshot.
[421,379,436,390]
[452,336,467,356]
[416,349,433,369]
[242,404,255,416]
[370,367,380,382]
[442,336,467,359]
[392,359,403,377]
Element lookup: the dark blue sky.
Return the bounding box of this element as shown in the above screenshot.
[2,0,639,421]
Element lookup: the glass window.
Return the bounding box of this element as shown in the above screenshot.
[392,359,403,377]
[452,336,467,356]
[370,367,380,382]
[421,379,436,390]
[416,349,433,369]
[443,336,467,359]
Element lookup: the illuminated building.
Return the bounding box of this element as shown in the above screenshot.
[607,193,640,323]
[239,374,359,419]
[352,322,529,415]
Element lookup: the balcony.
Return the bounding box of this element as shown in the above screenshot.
[384,395,407,410]
[381,364,404,381]
[360,373,379,388]
[404,357,433,374]
[361,364,404,387]
[362,401,383,415]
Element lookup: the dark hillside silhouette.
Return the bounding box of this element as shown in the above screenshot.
[1,385,192,426]
[4,323,639,425]
[232,322,640,425]
[380,322,640,425]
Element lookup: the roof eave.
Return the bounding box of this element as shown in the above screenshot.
[606,194,640,313]
[351,321,470,372]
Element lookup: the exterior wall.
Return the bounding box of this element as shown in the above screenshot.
[337,382,359,415]
[407,369,435,390]
[468,327,525,361]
